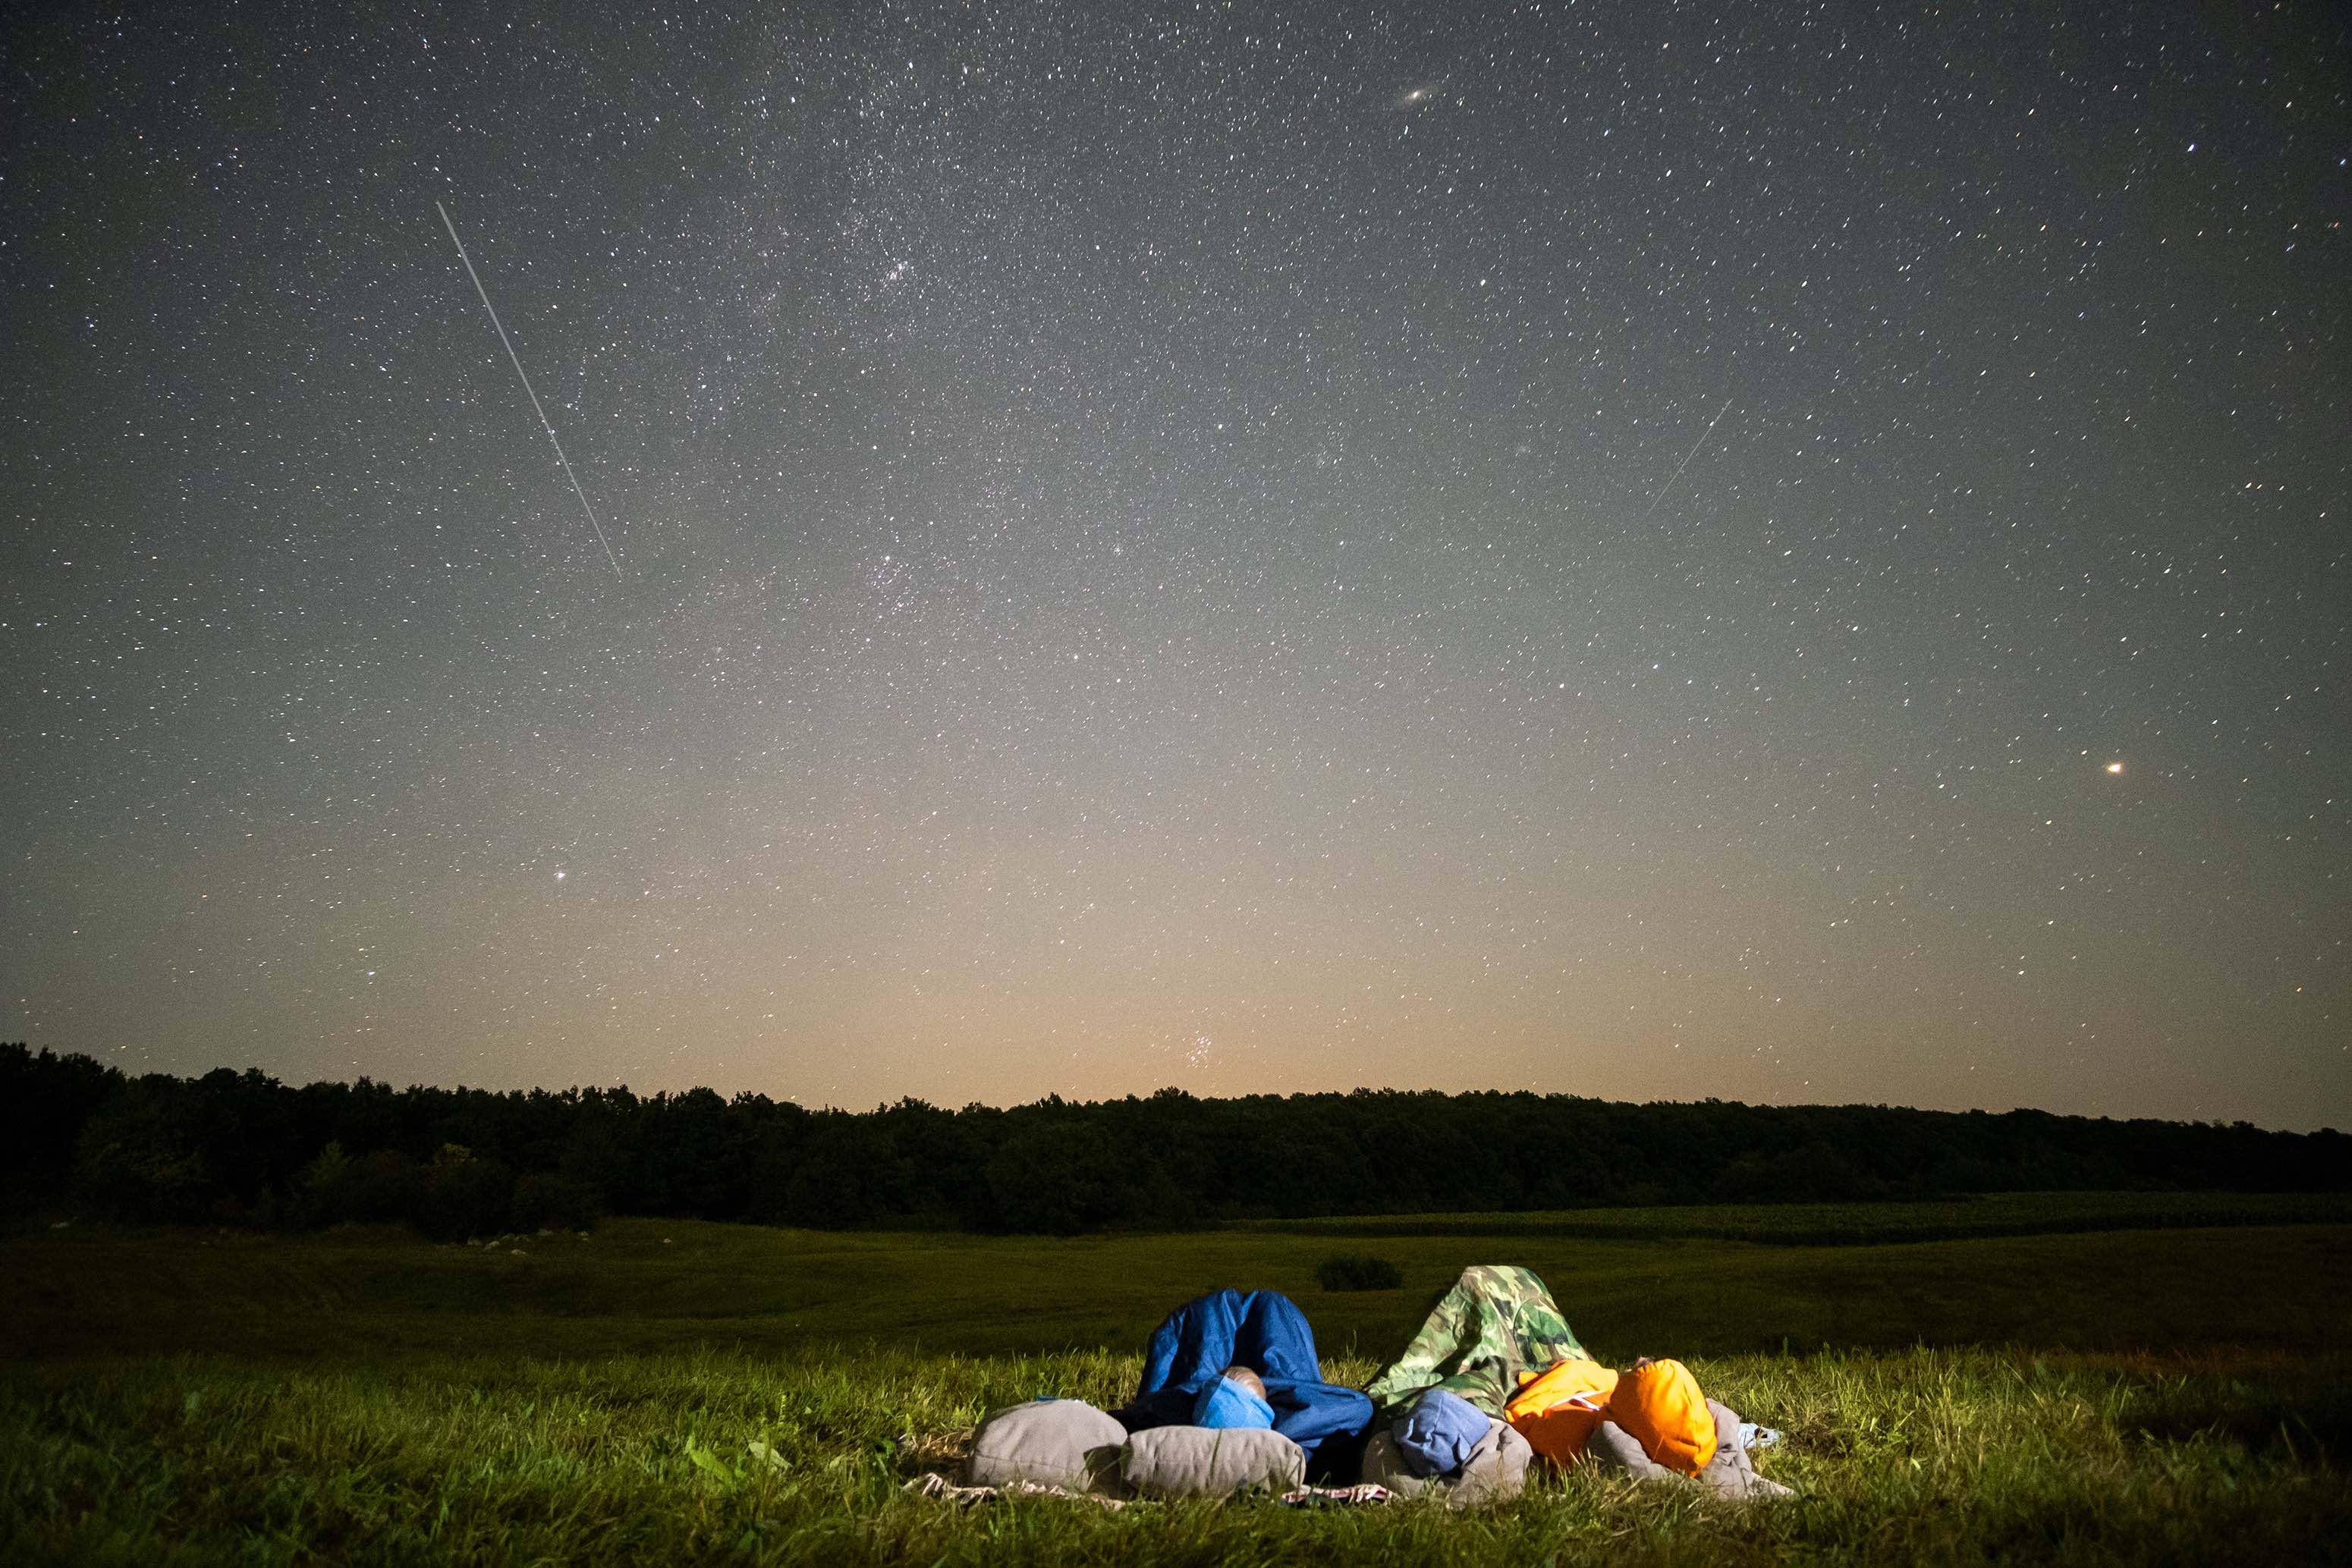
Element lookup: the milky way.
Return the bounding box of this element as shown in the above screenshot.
[3,2,2345,1125]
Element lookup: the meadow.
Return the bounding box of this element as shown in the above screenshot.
[5,1196,2348,1565]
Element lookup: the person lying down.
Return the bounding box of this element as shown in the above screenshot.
[1506,1355,1721,1473]
[1373,1353,1788,1504]
[1384,1353,1792,1501]
[1365,1268,1792,1503]
[945,1276,1790,1507]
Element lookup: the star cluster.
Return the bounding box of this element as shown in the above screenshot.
[2,2,2344,1124]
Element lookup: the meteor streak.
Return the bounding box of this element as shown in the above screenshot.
[1644,397,1734,518]
[435,201,622,580]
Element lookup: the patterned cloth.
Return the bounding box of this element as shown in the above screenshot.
[1364,1265,1586,1418]
[904,1472,1393,1510]
[904,1472,1128,1510]
[1278,1483,1396,1508]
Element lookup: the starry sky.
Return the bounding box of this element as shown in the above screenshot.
[4,2,2346,1128]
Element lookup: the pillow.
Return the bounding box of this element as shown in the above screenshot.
[1362,1416,1532,1507]
[1359,1428,1424,1496]
[964,1399,1129,1492]
[1118,1425,1306,1499]
[1583,1419,1684,1482]
[1445,1417,1533,1507]
[1589,1403,1796,1500]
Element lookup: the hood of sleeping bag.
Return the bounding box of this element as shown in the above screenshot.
[1608,1359,1718,1475]
[1113,1289,1375,1465]
[1192,1375,1277,1429]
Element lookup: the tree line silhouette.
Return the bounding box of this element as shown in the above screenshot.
[4,1044,2341,1236]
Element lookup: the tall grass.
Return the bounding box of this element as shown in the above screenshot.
[4,1344,2344,1566]
[6,1208,2347,1564]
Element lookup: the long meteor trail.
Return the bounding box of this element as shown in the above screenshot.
[1643,397,1735,518]
[435,201,622,580]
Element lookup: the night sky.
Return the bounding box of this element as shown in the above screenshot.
[5,2,2346,1129]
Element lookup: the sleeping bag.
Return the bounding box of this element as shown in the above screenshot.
[1606,1359,1718,1475]
[1506,1356,1717,1475]
[1501,1356,1619,1460]
[1113,1289,1374,1465]
[1192,1375,1277,1429]
[1365,1265,1586,1417]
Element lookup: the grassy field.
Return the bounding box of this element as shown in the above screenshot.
[5,1197,2348,1565]
[1240,1189,2352,1246]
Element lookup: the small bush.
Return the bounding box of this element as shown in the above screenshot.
[1316,1252,1403,1292]
[511,1172,600,1232]
[404,1147,517,1242]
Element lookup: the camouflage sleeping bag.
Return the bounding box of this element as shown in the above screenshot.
[1365,1265,1586,1418]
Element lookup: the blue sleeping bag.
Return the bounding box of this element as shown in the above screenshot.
[1113,1289,1375,1466]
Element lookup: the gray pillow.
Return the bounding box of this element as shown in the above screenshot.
[1583,1417,1684,1482]
[963,1399,1128,1492]
[1118,1425,1306,1499]
[1361,1416,1531,1507]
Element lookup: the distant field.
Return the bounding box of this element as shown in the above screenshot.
[7,1195,2351,1365]
[4,1199,2347,1565]
[1239,1189,2352,1245]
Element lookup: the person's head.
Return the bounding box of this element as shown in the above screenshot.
[1219,1365,1266,1401]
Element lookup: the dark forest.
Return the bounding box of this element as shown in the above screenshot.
[5,1045,2342,1238]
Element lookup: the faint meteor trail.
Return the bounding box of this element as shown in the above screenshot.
[1643,397,1735,518]
[435,201,622,580]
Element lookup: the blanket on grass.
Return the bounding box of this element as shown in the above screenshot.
[1113,1288,1375,1466]
[906,1472,1127,1510]
[1364,1265,1586,1418]
[906,1472,1396,1510]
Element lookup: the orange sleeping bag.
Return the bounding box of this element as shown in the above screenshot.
[1505,1356,1718,1476]
[1608,1359,1717,1475]
[1502,1358,1618,1462]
